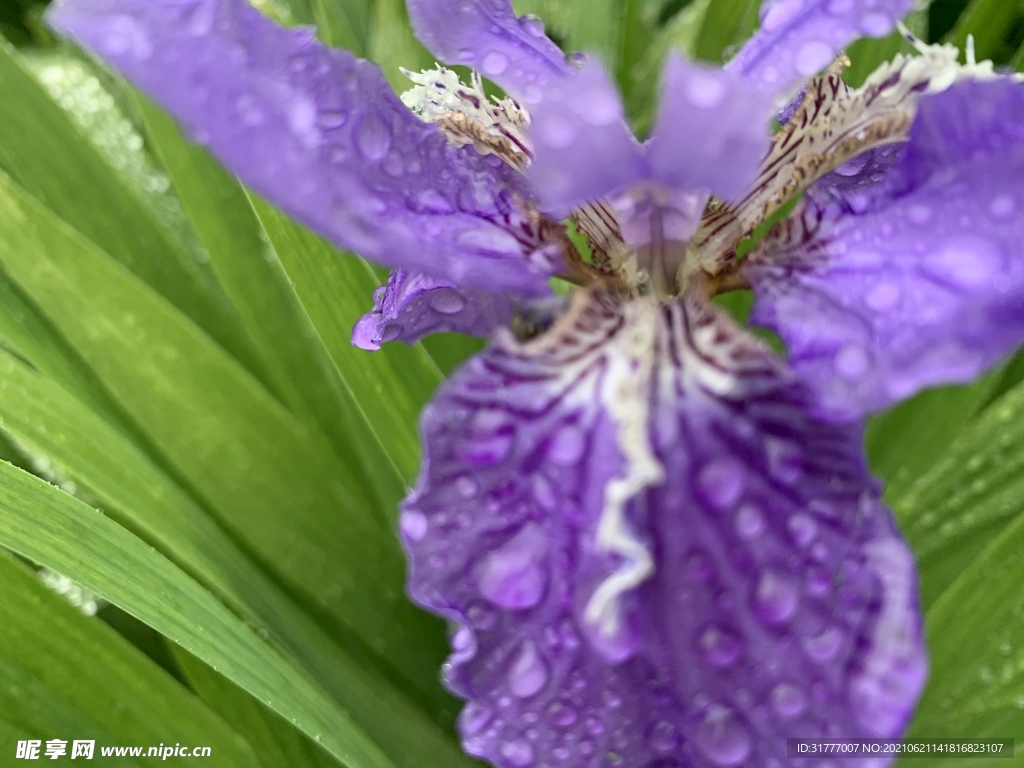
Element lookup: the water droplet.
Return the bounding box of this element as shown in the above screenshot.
[761,0,803,31]
[685,71,727,109]
[906,203,932,225]
[476,524,548,609]
[825,0,854,13]
[698,458,744,511]
[771,684,806,720]
[548,701,578,727]
[695,706,751,767]
[508,641,549,697]
[794,41,833,77]
[766,439,802,485]
[864,282,901,311]
[548,423,586,465]
[802,626,842,663]
[859,11,891,36]
[355,111,392,161]
[287,97,318,138]
[787,513,817,547]
[455,475,479,498]
[990,194,1016,219]
[735,504,765,539]
[647,720,679,754]
[482,51,510,76]
[927,237,1003,287]
[500,739,534,767]
[522,14,546,37]
[834,344,869,382]
[399,510,428,541]
[460,702,493,735]
[319,110,347,129]
[697,624,744,668]
[451,625,473,652]
[102,16,152,59]
[538,115,576,149]
[753,571,799,625]
[236,95,265,126]
[428,290,466,315]
[457,225,522,254]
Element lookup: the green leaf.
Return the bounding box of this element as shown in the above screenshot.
[865,373,1000,508]
[0,339,464,751]
[0,42,262,377]
[0,551,259,767]
[893,381,1024,612]
[0,465,395,768]
[691,0,759,63]
[946,0,1019,64]
[173,649,346,768]
[132,94,407,512]
[249,195,443,486]
[312,0,372,57]
[0,167,445,695]
[367,0,433,91]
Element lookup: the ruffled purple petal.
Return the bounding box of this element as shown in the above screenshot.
[727,0,913,103]
[49,0,554,296]
[402,288,926,767]
[353,269,515,350]
[649,54,770,201]
[746,78,1024,421]
[405,0,572,104]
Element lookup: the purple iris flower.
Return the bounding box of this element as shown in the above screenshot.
[47,0,1024,764]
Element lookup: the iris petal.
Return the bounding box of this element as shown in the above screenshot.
[746,79,1024,421]
[405,0,572,104]
[50,0,554,295]
[353,270,514,350]
[728,0,913,104]
[404,288,926,767]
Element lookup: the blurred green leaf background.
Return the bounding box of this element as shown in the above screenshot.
[0,0,1024,765]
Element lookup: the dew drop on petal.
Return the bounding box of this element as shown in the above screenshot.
[825,0,855,13]
[508,641,549,697]
[548,701,578,728]
[697,624,744,668]
[500,739,535,767]
[859,11,891,36]
[787,513,817,547]
[990,194,1016,219]
[928,238,1003,287]
[399,510,428,542]
[794,41,833,77]
[753,570,799,625]
[695,706,752,767]
[482,51,510,76]
[460,702,493,735]
[834,344,869,382]
[456,475,479,498]
[548,423,586,465]
[522,14,546,37]
[802,625,843,663]
[771,684,807,720]
[428,290,467,315]
[685,72,727,109]
[698,458,744,511]
[355,111,392,161]
[735,504,765,540]
[476,525,548,609]
[761,0,803,31]
[647,720,679,754]
[766,438,803,485]
[864,282,901,311]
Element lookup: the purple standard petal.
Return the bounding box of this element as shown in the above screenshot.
[50,0,556,296]
[406,0,573,104]
[746,78,1024,421]
[352,269,515,350]
[526,58,645,217]
[649,54,771,201]
[402,288,926,767]
[727,0,913,104]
